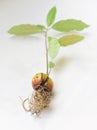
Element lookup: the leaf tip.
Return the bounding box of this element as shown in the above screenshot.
[7,28,12,34]
[85,24,90,28]
[53,6,57,11]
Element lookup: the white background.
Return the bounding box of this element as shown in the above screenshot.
[0,0,97,130]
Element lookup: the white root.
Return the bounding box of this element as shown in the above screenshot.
[19,97,31,112]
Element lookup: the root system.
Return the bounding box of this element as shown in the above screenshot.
[21,85,52,115]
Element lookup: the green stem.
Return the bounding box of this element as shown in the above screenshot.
[44,30,48,75]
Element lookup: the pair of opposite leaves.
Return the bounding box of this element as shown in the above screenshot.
[8,7,89,68]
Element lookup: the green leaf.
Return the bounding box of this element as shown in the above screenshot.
[46,6,57,27]
[58,34,84,46]
[48,38,60,59]
[8,24,45,35]
[48,61,55,68]
[52,19,89,32]
[48,36,53,42]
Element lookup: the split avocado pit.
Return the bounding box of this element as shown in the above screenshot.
[21,73,53,115]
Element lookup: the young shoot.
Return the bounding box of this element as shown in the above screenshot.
[8,6,89,115]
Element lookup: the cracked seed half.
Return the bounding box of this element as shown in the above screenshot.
[32,73,53,91]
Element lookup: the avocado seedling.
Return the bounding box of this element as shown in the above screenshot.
[8,6,89,115]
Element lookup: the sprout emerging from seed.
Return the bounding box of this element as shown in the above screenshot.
[21,73,53,115]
